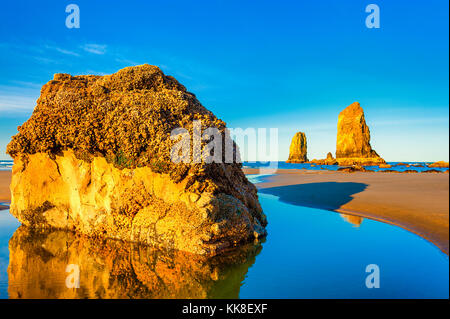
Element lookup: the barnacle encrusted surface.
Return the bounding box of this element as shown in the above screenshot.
[7,65,267,255]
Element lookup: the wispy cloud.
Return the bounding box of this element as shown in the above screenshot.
[115,57,141,66]
[82,44,107,55]
[0,84,40,113]
[43,44,80,57]
[54,47,80,57]
[0,94,36,112]
[9,80,43,89]
[33,56,60,64]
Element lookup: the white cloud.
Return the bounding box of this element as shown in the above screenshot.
[0,94,36,112]
[82,44,107,55]
[0,84,39,113]
[115,58,140,65]
[33,56,60,64]
[54,47,80,57]
[43,44,80,57]
[9,81,43,89]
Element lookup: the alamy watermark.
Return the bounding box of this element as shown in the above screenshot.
[365,4,380,29]
[170,120,279,173]
[65,264,80,289]
[365,264,380,288]
[65,4,80,29]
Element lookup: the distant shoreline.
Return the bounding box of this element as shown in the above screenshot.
[242,161,449,173]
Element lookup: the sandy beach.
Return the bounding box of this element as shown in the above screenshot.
[244,168,449,255]
[0,171,11,210]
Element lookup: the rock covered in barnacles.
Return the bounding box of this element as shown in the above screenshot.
[7,64,267,256]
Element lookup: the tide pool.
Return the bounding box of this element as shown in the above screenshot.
[0,185,447,298]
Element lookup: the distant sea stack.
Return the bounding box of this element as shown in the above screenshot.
[335,102,385,166]
[309,152,338,165]
[6,64,267,256]
[428,161,449,168]
[326,152,334,160]
[286,132,308,163]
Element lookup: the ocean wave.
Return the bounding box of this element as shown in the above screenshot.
[0,161,13,170]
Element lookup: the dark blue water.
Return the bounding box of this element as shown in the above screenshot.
[0,181,448,298]
[240,193,448,298]
[243,161,449,173]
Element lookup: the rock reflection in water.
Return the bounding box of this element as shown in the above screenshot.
[340,213,364,227]
[8,226,262,299]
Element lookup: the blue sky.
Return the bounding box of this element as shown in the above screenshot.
[0,0,448,161]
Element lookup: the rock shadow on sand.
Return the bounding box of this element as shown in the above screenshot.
[259,182,368,211]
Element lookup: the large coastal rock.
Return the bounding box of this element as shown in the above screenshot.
[286,132,308,163]
[7,64,267,256]
[8,226,261,298]
[336,102,385,166]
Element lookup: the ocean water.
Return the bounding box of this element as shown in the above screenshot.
[0,176,447,299]
[1,160,448,173]
[243,161,449,173]
[0,161,13,171]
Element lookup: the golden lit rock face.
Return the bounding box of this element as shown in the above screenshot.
[336,102,385,166]
[8,226,262,299]
[428,161,449,168]
[287,132,308,163]
[309,152,338,165]
[7,65,267,255]
[340,213,364,227]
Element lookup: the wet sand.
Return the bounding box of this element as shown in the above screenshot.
[0,171,11,210]
[244,168,449,255]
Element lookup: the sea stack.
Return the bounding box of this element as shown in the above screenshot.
[326,152,334,160]
[287,132,308,163]
[6,64,267,256]
[335,102,385,166]
[324,152,338,165]
[309,152,338,166]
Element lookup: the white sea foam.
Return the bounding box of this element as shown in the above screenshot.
[0,161,13,170]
